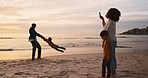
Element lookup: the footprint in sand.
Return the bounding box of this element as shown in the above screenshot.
[15,72,31,75]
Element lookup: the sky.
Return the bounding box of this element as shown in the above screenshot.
[0,0,148,36]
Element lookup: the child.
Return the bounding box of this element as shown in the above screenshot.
[100,30,113,78]
[99,8,121,76]
[42,36,66,53]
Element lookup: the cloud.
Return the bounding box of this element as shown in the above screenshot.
[0,0,148,30]
[0,6,21,16]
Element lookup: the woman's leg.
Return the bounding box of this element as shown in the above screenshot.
[110,41,117,76]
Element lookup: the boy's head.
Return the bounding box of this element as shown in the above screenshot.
[100,30,108,40]
[48,37,52,41]
[105,8,121,22]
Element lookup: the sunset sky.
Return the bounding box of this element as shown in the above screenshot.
[0,0,148,36]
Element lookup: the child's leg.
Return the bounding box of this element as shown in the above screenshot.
[58,46,66,50]
[107,62,111,78]
[54,44,66,50]
[51,45,64,53]
[54,48,64,52]
[102,59,106,77]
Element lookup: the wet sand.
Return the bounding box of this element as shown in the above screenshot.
[0,49,148,78]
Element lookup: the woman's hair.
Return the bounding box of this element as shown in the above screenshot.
[106,8,121,22]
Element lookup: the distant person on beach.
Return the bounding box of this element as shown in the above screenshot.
[29,23,43,60]
[41,36,66,53]
[99,8,121,76]
[100,30,113,78]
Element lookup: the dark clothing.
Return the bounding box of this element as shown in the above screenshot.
[102,59,111,78]
[29,27,42,60]
[42,37,66,52]
[29,27,43,41]
[31,41,41,60]
[51,44,66,52]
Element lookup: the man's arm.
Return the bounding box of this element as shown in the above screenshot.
[36,33,44,38]
[40,36,48,42]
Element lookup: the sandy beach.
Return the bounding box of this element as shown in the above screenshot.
[0,47,148,78]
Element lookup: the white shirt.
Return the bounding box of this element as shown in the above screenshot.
[104,19,116,41]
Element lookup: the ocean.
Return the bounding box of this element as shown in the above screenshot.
[0,33,148,60]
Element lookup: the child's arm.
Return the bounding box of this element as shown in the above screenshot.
[41,37,54,46]
[41,36,49,43]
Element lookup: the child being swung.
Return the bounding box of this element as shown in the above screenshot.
[42,37,66,53]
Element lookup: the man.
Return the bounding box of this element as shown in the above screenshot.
[29,23,43,60]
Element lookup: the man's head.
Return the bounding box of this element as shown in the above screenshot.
[31,23,36,29]
[100,30,108,40]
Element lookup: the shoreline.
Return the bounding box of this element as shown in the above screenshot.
[0,46,148,61]
[1,51,148,61]
[0,46,101,61]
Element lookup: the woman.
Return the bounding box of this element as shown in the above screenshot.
[99,8,121,76]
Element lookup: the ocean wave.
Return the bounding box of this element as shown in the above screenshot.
[0,49,15,51]
[47,36,99,40]
[58,42,100,47]
[0,48,33,52]
[62,38,78,39]
[0,37,28,39]
[117,36,128,38]
[84,37,99,39]
[0,37,15,39]
[0,42,100,52]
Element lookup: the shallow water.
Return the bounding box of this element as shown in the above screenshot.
[0,34,148,60]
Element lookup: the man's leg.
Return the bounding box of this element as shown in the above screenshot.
[31,41,36,60]
[36,41,41,59]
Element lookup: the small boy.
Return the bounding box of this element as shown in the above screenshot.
[100,30,113,78]
[42,36,66,53]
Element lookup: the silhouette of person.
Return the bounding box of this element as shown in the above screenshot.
[29,23,43,60]
[99,8,121,76]
[41,36,66,53]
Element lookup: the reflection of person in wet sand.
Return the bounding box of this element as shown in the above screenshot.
[42,36,66,53]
